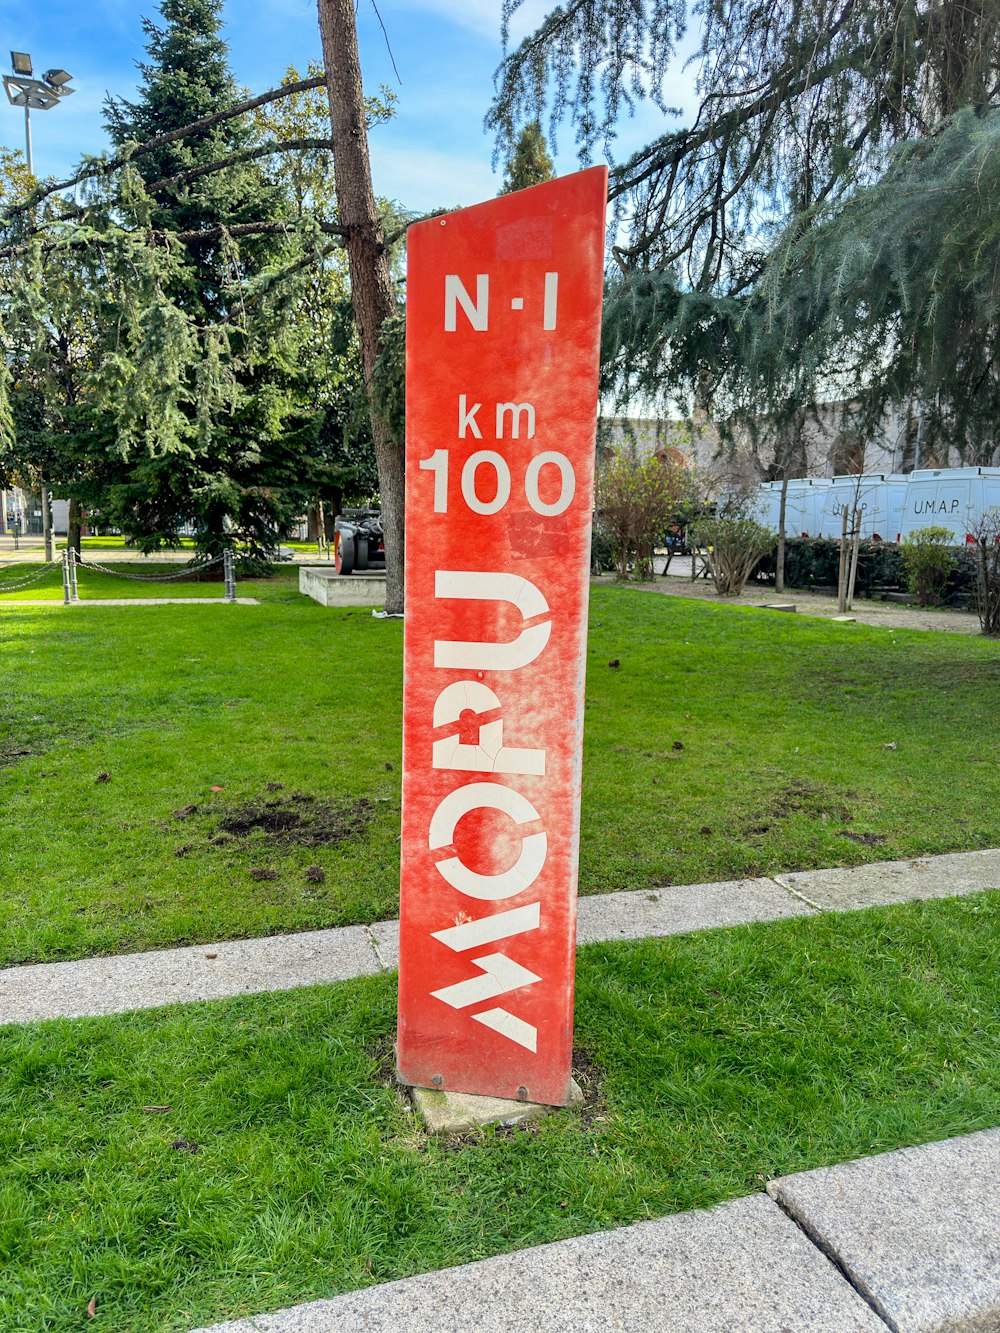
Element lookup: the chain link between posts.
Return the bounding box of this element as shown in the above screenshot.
[75,552,227,582]
[1,551,237,600]
[0,562,63,593]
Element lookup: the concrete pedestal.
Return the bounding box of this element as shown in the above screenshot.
[299,566,386,608]
[410,1080,584,1135]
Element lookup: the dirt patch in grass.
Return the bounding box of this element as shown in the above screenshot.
[839,830,888,846]
[169,792,377,853]
[0,743,34,768]
[215,794,375,847]
[745,779,857,836]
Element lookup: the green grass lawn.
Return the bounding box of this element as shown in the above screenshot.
[1,580,999,967]
[1,893,998,1332]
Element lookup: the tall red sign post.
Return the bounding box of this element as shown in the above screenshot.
[398,167,608,1106]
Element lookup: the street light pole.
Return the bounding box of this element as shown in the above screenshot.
[3,52,74,175]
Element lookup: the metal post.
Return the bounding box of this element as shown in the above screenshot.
[69,545,79,601]
[224,549,236,602]
[61,550,71,604]
[24,103,32,175]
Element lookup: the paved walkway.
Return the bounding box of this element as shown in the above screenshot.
[4,851,999,1332]
[2,847,998,1026]
[194,1126,1000,1332]
[622,571,986,635]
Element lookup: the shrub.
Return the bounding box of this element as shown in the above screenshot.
[597,449,690,580]
[900,526,955,605]
[694,515,773,596]
[970,507,1000,635]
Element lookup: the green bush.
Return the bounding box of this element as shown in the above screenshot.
[901,526,956,605]
[694,515,773,595]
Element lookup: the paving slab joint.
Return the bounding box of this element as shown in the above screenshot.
[364,925,391,973]
[767,1187,897,1332]
[770,873,826,912]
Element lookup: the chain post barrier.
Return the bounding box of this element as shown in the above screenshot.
[61,551,72,605]
[69,546,79,601]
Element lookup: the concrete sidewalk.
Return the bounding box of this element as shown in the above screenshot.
[195,1128,1000,1332]
[3,850,998,1331]
[2,848,998,1026]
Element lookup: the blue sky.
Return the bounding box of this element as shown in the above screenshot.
[0,0,700,213]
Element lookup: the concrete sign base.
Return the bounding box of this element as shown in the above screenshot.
[410,1079,584,1136]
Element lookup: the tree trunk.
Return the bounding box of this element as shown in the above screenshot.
[837,503,849,613]
[318,0,404,615]
[41,479,53,563]
[775,475,789,593]
[68,497,82,558]
[316,498,328,557]
[846,515,862,611]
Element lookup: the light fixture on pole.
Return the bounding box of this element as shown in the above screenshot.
[3,51,75,175]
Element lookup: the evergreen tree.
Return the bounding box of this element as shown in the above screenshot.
[501,121,555,193]
[92,0,311,558]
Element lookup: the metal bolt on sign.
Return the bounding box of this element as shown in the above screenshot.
[396,168,608,1107]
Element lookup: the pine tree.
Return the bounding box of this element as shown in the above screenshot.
[501,122,555,193]
[96,0,310,558]
[318,0,404,612]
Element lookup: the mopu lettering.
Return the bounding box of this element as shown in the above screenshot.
[426,570,552,1052]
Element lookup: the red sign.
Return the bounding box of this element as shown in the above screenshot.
[397,167,608,1106]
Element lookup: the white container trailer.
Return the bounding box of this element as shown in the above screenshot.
[757,479,831,537]
[818,475,893,540]
[898,467,1000,543]
[882,476,909,543]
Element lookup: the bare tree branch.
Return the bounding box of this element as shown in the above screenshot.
[382,207,449,248]
[169,220,347,244]
[232,240,342,313]
[2,75,327,224]
[147,137,336,195]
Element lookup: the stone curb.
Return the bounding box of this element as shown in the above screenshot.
[773,849,1000,910]
[2,849,998,1028]
[191,1128,1000,1333]
[768,1128,1000,1332]
[196,1193,887,1333]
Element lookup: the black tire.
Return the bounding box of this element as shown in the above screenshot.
[335,531,355,575]
[355,535,369,570]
